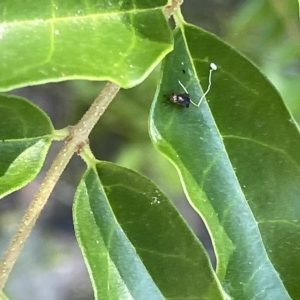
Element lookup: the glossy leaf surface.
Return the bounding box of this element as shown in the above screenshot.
[73,161,225,299]
[0,0,172,91]
[0,94,53,198]
[150,23,299,299]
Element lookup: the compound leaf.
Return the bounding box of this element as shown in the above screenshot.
[0,94,53,198]
[73,161,225,299]
[0,0,172,91]
[149,20,298,299]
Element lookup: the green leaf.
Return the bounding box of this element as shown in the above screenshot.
[0,0,172,91]
[150,23,298,299]
[73,161,225,299]
[0,94,53,198]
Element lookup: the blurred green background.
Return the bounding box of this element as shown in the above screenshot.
[1,0,300,299]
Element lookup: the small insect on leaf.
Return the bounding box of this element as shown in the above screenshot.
[170,93,190,108]
[171,62,218,108]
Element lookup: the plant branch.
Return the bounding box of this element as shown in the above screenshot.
[164,0,184,19]
[0,81,120,291]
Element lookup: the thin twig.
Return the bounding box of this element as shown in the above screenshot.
[164,0,184,19]
[0,81,120,291]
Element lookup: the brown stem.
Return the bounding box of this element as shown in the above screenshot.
[164,0,184,19]
[0,81,120,291]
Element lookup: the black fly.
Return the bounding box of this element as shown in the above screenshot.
[170,63,217,108]
[170,93,190,108]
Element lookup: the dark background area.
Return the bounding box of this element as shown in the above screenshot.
[1,0,300,299]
